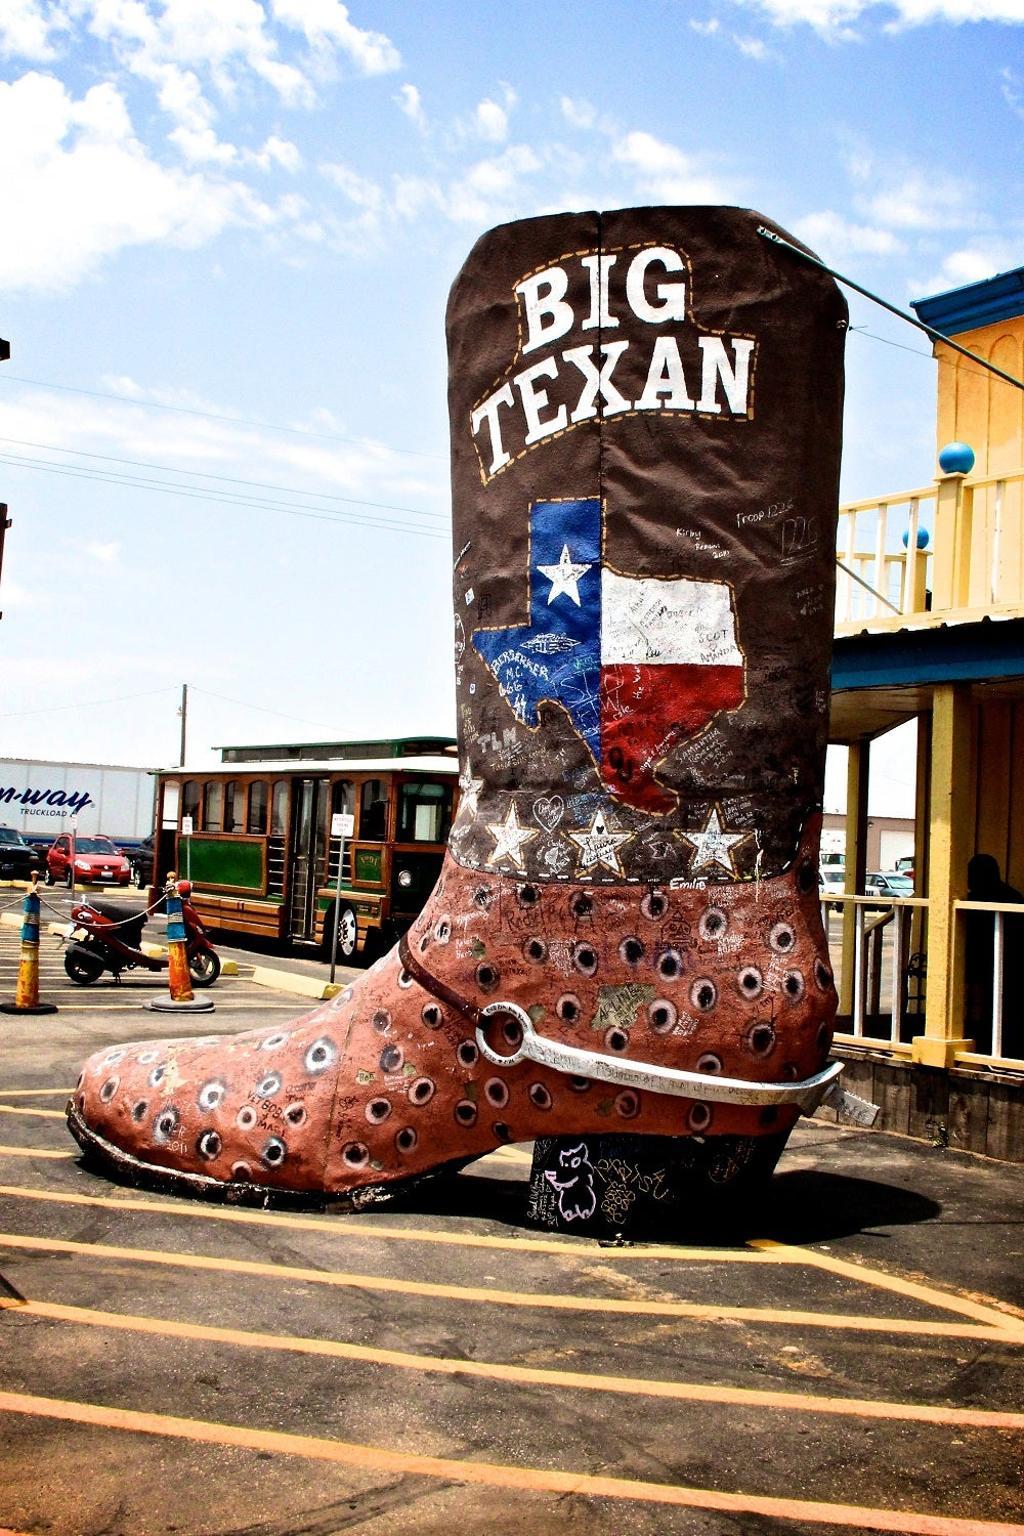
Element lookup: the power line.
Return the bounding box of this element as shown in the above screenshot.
[0,453,448,540]
[1,685,179,720]
[188,686,331,730]
[849,325,1018,391]
[0,372,447,462]
[0,434,448,523]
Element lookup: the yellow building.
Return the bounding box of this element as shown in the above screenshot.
[828,266,1024,1160]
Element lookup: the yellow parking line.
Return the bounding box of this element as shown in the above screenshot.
[1,1390,1020,1534]
[754,1240,1024,1336]
[0,1183,773,1262]
[5,1294,1023,1432]
[0,1106,65,1120]
[0,1089,74,1098]
[0,1232,1012,1340]
[36,1004,295,1012]
[0,1147,74,1161]
[0,1183,1019,1338]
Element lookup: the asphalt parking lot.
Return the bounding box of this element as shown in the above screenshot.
[0,903,1022,1535]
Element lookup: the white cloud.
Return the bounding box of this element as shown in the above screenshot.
[560,95,597,129]
[731,0,1024,34]
[0,379,446,508]
[689,16,721,32]
[611,129,731,202]
[0,578,50,611]
[917,239,1021,294]
[0,0,68,60]
[473,94,511,142]
[270,0,400,71]
[846,152,974,230]
[794,209,903,256]
[733,32,772,53]
[85,540,122,564]
[457,83,517,144]
[473,97,508,142]
[390,174,443,220]
[320,159,383,209]
[1001,64,1024,116]
[446,144,541,221]
[85,0,313,107]
[396,82,427,131]
[247,133,301,171]
[0,71,281,291]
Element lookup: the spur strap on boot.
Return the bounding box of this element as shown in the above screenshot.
[399,932,844,1115]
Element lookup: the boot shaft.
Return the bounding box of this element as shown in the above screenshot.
[446,207,846,887]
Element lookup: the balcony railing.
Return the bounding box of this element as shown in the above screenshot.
[824,893,1024,1069]
[825,894,928,1047]
[835,468,1024,632]
[954,900,1024,1066]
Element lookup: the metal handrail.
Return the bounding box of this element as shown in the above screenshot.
[954,899,1023,1061]
[823,893,927,1045]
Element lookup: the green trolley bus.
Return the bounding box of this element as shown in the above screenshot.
[152,739,458,962]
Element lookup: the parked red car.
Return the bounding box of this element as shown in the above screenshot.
[45,834,132,888]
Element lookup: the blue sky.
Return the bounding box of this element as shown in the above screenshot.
[1,0,1021,817]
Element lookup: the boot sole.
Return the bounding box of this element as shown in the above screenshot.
[65,1101,475,1213]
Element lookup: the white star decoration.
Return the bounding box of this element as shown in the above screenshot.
[680,807,750,876]
[536,544,593,606]
[568,809,634,876]
[485,802,538,868]
[457,768,483,817]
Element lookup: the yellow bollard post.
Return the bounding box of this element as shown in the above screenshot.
[1,872,58,1015]
[146,873,214,1014]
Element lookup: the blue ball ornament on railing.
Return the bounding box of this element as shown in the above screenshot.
[902,526,931,550]
[938,441,975,476]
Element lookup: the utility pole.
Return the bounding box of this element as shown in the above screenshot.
[178,683,188,767]
[0,336,10,623]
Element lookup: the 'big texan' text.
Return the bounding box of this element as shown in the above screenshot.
[470,244,757,482]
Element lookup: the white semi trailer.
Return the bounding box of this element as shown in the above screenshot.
[0,759,155,840]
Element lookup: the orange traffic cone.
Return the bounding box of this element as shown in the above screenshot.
[1,874,58,1015]
[146,875,214,1014]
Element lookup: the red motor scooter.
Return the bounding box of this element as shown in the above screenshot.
[62,880,221,987]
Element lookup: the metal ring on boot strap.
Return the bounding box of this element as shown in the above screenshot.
[476,1000,844,1115]
[397,935,843,1116]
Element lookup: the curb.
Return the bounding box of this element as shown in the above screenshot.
[250,966,342,1001]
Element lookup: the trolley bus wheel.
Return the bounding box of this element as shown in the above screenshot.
[327,904,360,966]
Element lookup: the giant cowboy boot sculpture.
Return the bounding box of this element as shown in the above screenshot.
[69,206,848,1208]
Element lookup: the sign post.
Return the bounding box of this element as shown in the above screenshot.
[181,814,193,883]
[329,811,355,984]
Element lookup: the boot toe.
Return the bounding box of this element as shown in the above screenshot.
[69,1009,340,1196]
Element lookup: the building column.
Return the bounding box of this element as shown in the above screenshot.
[839,740,869,1018]
[908,711,931,993]
[931,472,975,611]
[913,683,975,1066]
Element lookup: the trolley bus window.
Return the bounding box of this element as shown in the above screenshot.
[162,781,180,829]
[248,781,268,834]
[271,780,289,836]
[398,781,452,843]
[331,779,355,818]
[182,780,201,828]
[360,779,387,841]
[224,780,240,834]
[204,782,223,833]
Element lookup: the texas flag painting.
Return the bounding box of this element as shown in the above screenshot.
[472,498,745,814]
